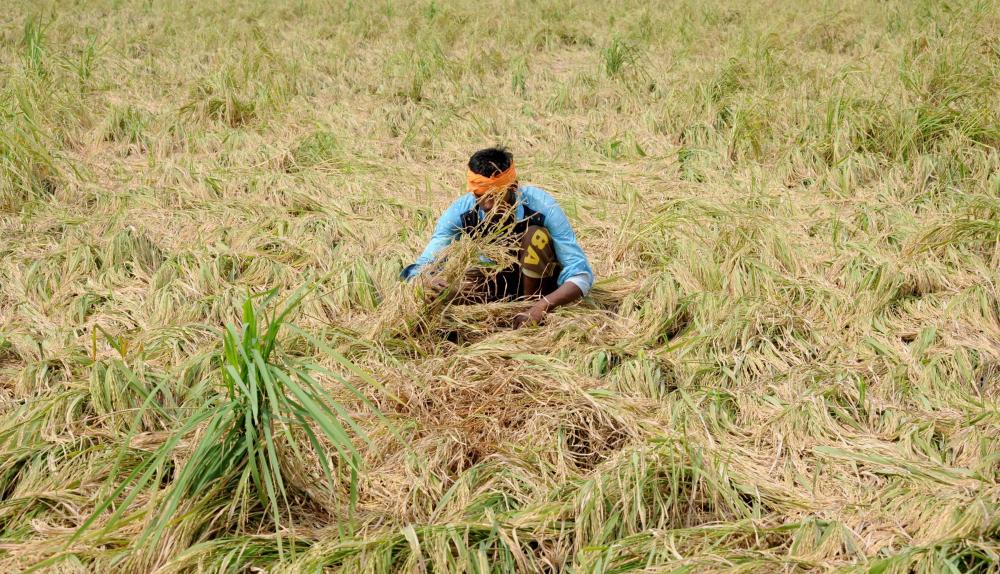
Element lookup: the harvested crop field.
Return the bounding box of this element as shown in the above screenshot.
[2,0,999,572]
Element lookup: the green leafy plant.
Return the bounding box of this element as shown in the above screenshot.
[72,287,387,559]
[601,37,642,78]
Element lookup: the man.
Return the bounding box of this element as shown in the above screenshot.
[401,147,594,328]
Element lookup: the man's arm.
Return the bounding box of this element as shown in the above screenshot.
[401,198,468,281]
[512,188,594,328]
[528,188,595,295]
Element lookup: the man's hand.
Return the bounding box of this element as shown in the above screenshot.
[422,269,484,303]
[512,301,548,329]
[422,276,450,301]
[512,282,584,329]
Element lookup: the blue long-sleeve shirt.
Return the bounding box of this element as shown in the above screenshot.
[401,185,594,295]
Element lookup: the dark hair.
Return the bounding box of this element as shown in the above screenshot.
[468,147,513,177]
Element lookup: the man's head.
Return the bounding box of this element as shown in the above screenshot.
[468,147,517,213]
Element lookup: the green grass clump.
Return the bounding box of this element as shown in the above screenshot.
[601,37,642,78]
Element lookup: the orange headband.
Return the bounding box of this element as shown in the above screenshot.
[467,163,516,197]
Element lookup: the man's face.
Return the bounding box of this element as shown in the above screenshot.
[475,185,516,215]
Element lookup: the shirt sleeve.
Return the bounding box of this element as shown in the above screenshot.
[525,187,595,296]
[565,273,593,296]
[400,197,467,281]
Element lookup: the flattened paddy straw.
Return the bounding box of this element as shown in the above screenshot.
[1,1,999,572]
